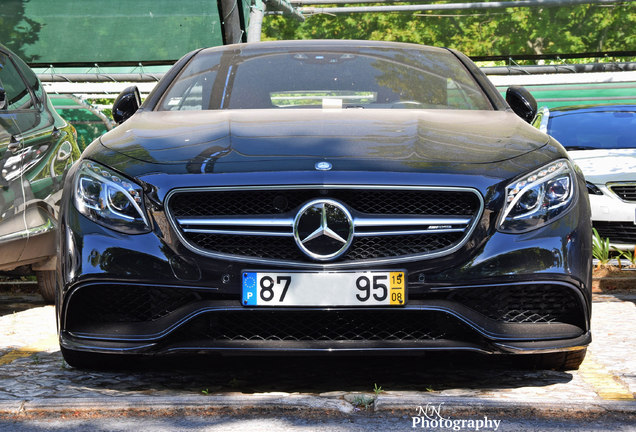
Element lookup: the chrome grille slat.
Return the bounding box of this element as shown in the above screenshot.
[176,215,472,237]
[183,229,293,237]
[177,217,295,227]
[354,228,466,237]
[165,185,484,266]
[353,216,472,227]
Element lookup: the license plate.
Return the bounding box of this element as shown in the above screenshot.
[242,271,406,307]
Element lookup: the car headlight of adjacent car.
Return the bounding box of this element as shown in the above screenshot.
[498,159,576,233]
[73,160,150,234]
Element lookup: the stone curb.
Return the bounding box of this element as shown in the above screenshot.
[0,395,354,417]
[1,394,634,419]
[375,394,636,418]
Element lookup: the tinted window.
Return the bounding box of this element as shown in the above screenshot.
[548,109,636,150]
[0,53,35,111]
[159,47,491,111]
[159,52,221,111]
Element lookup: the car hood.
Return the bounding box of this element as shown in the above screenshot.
[570,149,636,183]
[99,109,547,169]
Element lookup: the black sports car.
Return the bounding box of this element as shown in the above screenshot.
[0,43,80,303]
[57,40,592,370]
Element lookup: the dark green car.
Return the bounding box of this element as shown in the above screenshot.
[0,43,81,302]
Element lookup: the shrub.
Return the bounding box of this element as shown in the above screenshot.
[592,228,611,267]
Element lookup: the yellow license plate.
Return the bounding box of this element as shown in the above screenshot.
[389,271,406,305]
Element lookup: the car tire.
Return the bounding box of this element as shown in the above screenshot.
[526,348,587,371]
[36,270,56,304]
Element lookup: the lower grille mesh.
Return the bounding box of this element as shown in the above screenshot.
[68,285,202,324]
[593,221,636,244]
[66,283,583,331]
[447,284,582,325]
[170,310,473,342]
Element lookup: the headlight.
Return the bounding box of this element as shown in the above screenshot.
[498,159,576,233]
[586,182,603,196]
[74,160,150,234]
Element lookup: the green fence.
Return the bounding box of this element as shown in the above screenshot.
[520,83,636,108]
[0,0,225,64]
[49,95,113,150]
[495,81,636,109]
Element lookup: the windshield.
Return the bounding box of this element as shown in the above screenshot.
[158,46,492,111]
[548,109,636,150]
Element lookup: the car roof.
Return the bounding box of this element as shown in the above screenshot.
[198,39,450,56]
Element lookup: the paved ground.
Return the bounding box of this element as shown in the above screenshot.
[2,413,636,431]
[0,289,634,426]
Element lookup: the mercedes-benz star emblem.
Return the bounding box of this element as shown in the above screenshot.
[315,161,332,171]
[293,199,354,261]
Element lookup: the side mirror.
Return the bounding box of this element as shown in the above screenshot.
[506,86,537,124]
[0,87,6,110]
[112,86,141,124]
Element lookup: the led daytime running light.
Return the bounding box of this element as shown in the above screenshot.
[84,162,145,210]
[75,161,150,233]
[502,161,567,221]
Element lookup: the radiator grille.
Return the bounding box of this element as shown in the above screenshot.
[609,184,636,202]
[167,187,482,264]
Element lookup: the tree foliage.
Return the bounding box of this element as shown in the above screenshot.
[262,2,635,60]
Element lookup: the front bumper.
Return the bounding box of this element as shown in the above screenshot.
[60,299,591,356]
[57,161,592,357]
[589,190,636,248]
[58,208,592,357]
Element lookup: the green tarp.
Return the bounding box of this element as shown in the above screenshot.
[497,82,636,109]
[1,0,224,64]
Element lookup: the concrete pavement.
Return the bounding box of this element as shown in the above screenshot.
[0,290,634,422]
